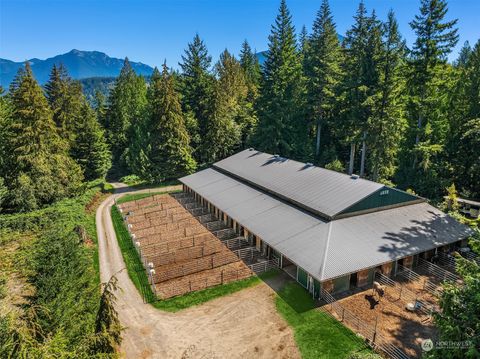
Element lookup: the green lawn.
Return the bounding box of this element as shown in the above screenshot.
[276,282,378,359]
[119,174,180,189]
[111,203,277,312]
[115,189,181,205]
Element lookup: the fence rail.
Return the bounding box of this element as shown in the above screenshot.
[319,288,410,359]
[396,265,440,296]
[375,272,436,315]
[417,257,460,283]
[248,258,280,273]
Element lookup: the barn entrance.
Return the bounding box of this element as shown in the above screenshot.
[350,272,358,288]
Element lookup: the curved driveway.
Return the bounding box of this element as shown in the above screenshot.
[95,183,299,359]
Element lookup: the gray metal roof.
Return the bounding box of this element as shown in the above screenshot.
[180,168,473,281]
[213,149,385,219]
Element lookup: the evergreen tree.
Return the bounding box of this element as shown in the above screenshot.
[398,0,459,196]
[179,34,215,162]
[146,64,196,181]
[71,101,111,180]
[91,276,123,354]
[299,25,309,61]
[239,40,261,102]
[304,0,343,161]
[201,50,246,162]
[6,63,82,212]
[93,89,107,127]
[455,41,472,68]
[340,1,382,175]
[253,0,307,158]
[448,40,480,196]
[105,58,147,169]
[44,64,84,144]
[367,10,407,181]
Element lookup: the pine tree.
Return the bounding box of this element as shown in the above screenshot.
[448,40,480,196]
[304,0,343,161]
[367,10,407,181]
[201,50,246,162]
[105,58,147,169]
[253,0,307,158]
[44,64,84,144]
[146,64,196,182]
[6,63,82,211]
[179,34,215,162]
[71,101,111,180]
[399,0,459,196]
[455,41,472,68]
[340,1,378,175]
[239,40,261,102]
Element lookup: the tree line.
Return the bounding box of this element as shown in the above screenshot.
[1,0,479,214]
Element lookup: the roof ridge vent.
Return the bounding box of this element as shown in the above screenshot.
[350,174,360,180]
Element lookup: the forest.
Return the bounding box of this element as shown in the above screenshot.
[0,0,479,357]
[1,0,479,214]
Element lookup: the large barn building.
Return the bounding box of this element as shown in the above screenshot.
[180,149,472,296]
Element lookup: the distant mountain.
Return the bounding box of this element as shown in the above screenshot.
[0,49,154,88]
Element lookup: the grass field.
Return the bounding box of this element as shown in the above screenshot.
[276,282,379,359]
[115,189,181,205]
[111,203,274,312]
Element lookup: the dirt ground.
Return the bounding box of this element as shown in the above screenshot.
[98,184,300,359]
[393,273,441,309]
[335,288,437,358]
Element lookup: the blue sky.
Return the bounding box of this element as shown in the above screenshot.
[1,0,478,67]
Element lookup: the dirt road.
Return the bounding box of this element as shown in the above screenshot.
[96,183,300,359]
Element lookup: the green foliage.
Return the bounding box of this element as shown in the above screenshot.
[275,282,374,358]
[325,158,345,172]
[432,233,480,358]
[0,181,117,358]
[398,0,459,197]
[304,0,343,161]
[201,50,245,162]
[3,63,83,213]
[72,102,111,180]
[144,64,196,181]
[45,64,84,144]
[179,34,215,163]
[105,58,147,168]
[91,276,122,354]
[253,0,308,158]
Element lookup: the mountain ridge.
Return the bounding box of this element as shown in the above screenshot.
[0,49,154,88]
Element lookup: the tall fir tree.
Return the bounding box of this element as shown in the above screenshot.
[448,40,480,196]
[146,64,196,182]
[398,0,458,196]
[201,50,247,162]
[340,1,378,175]
[6,63,82,211]
[304,0,343,162]
[179,34,215,162]
[367,10,407,181]
[239,40,261,103]
[44,64,84,144]
[253,0,307,158]
[71,101,111,180]
[105,58,147,170]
